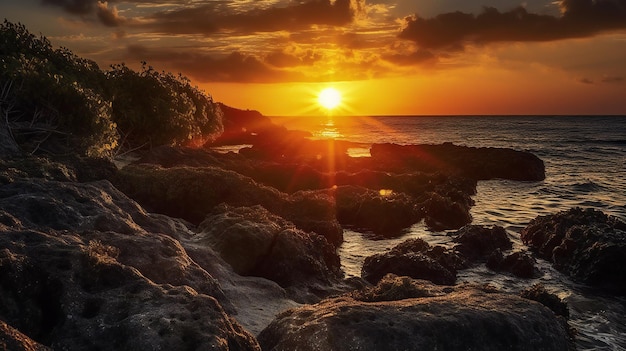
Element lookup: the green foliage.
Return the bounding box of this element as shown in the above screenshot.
[1,20,224,157]
[107,62,223,148]
[1,20,117,157]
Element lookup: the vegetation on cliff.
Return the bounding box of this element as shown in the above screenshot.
[0,20,223,158]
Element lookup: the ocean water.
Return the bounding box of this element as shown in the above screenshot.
[271,115,626,350]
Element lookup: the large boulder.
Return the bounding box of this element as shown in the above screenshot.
[361,238,467,285]
[521,208,626,293]
[113,164,343,245]
[195,204,343,300]
[0,172,260,349]
[369,143,546,181]
[487,250,538,278]
[258,275,573,351]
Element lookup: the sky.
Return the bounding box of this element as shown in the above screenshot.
[2,0,626,116]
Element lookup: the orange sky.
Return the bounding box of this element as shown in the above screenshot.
[3,0,626,116]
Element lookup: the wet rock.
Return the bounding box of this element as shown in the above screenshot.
[521,208,626,293]
[451,225,513,261]
[334,185,421,236]
[369,143,546,181]
[521,284,569,319]
[487,250,538,278]
[422,192,473,231]
[113,164,343,245]
[0,320,51,351]
[196,204,343,300]
[349,274,442,302]
[361,238,466,285]
[258,278,573,351]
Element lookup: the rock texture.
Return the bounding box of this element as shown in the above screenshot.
[0,168,261,350]
[196,204,343,301]
[369,142,546,181]
[113,164,343,246]
[258,275,573,351]
[451,224,513,261]
[521,208,626,293]
[0,320,51,351]
[361,238,467,285]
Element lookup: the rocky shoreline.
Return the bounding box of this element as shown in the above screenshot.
[1,108,624,350]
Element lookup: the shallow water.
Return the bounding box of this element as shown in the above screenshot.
[273,115,626,350]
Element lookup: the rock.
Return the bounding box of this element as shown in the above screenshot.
[196,204,343,299]
[0,173,261,349]
[422,192,473,231]
[258,277,573,351]
[521,284,569,319]
[349,274,442,302]
[451,225,513,261]
[0,320,51,351]
[361,238,466,285]
[113,164,343,245]
[521,208,626,293]
[487,250,538,278]
[334,185,421,236]
[369,143,546,181]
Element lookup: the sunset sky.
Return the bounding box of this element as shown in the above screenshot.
[3,0,626,116]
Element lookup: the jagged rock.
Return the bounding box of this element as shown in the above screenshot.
[422,192,473,231]
[0,320,51,351]
[451,225,513,260]
[521,284,569,319]
[334,185,421,236]
[361,238,467,285]
[369,143,546,181]
[113,164,343,245]
[521,208,626,293]
[196,204,342,299]
[258,277,573,351]
[0,173,260,349]
[487,250,538,278]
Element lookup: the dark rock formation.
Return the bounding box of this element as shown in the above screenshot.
[521,208,626,293]
[487,250,538,278]
[113,164,343,245]
[521,284,569,319]
[0,171,260,350]
[196,204,342,299]
[451,225,513,261]
[369,142,546,181]
[361,238,467,285]
[258,276,573,351]
[334,185,421,236]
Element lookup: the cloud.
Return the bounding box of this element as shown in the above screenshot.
[96,1,126,27]
[124,45,308,83]
[41,0,95,14]
[265,49,322,68]
[601,75,624,83]
[382,49,436,66]
[148,0,359,35]
[579,77,595,84]
[399,0,626,49]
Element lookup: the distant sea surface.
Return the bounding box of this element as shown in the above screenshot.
[271,115,626,351]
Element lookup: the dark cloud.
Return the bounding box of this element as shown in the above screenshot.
[580,78,595,84]
[124,45,307,83]
[601,75,624,83]
[148,0,357,35]
[41,0,95,14]
[265,50,322,68]
[399,0,626,49]
[97,1,126,27]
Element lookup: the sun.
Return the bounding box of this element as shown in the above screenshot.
[318,87,342,110]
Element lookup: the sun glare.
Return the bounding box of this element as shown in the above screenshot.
[318,87,342,110]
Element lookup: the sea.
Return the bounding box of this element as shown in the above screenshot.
[270,115,626,351]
